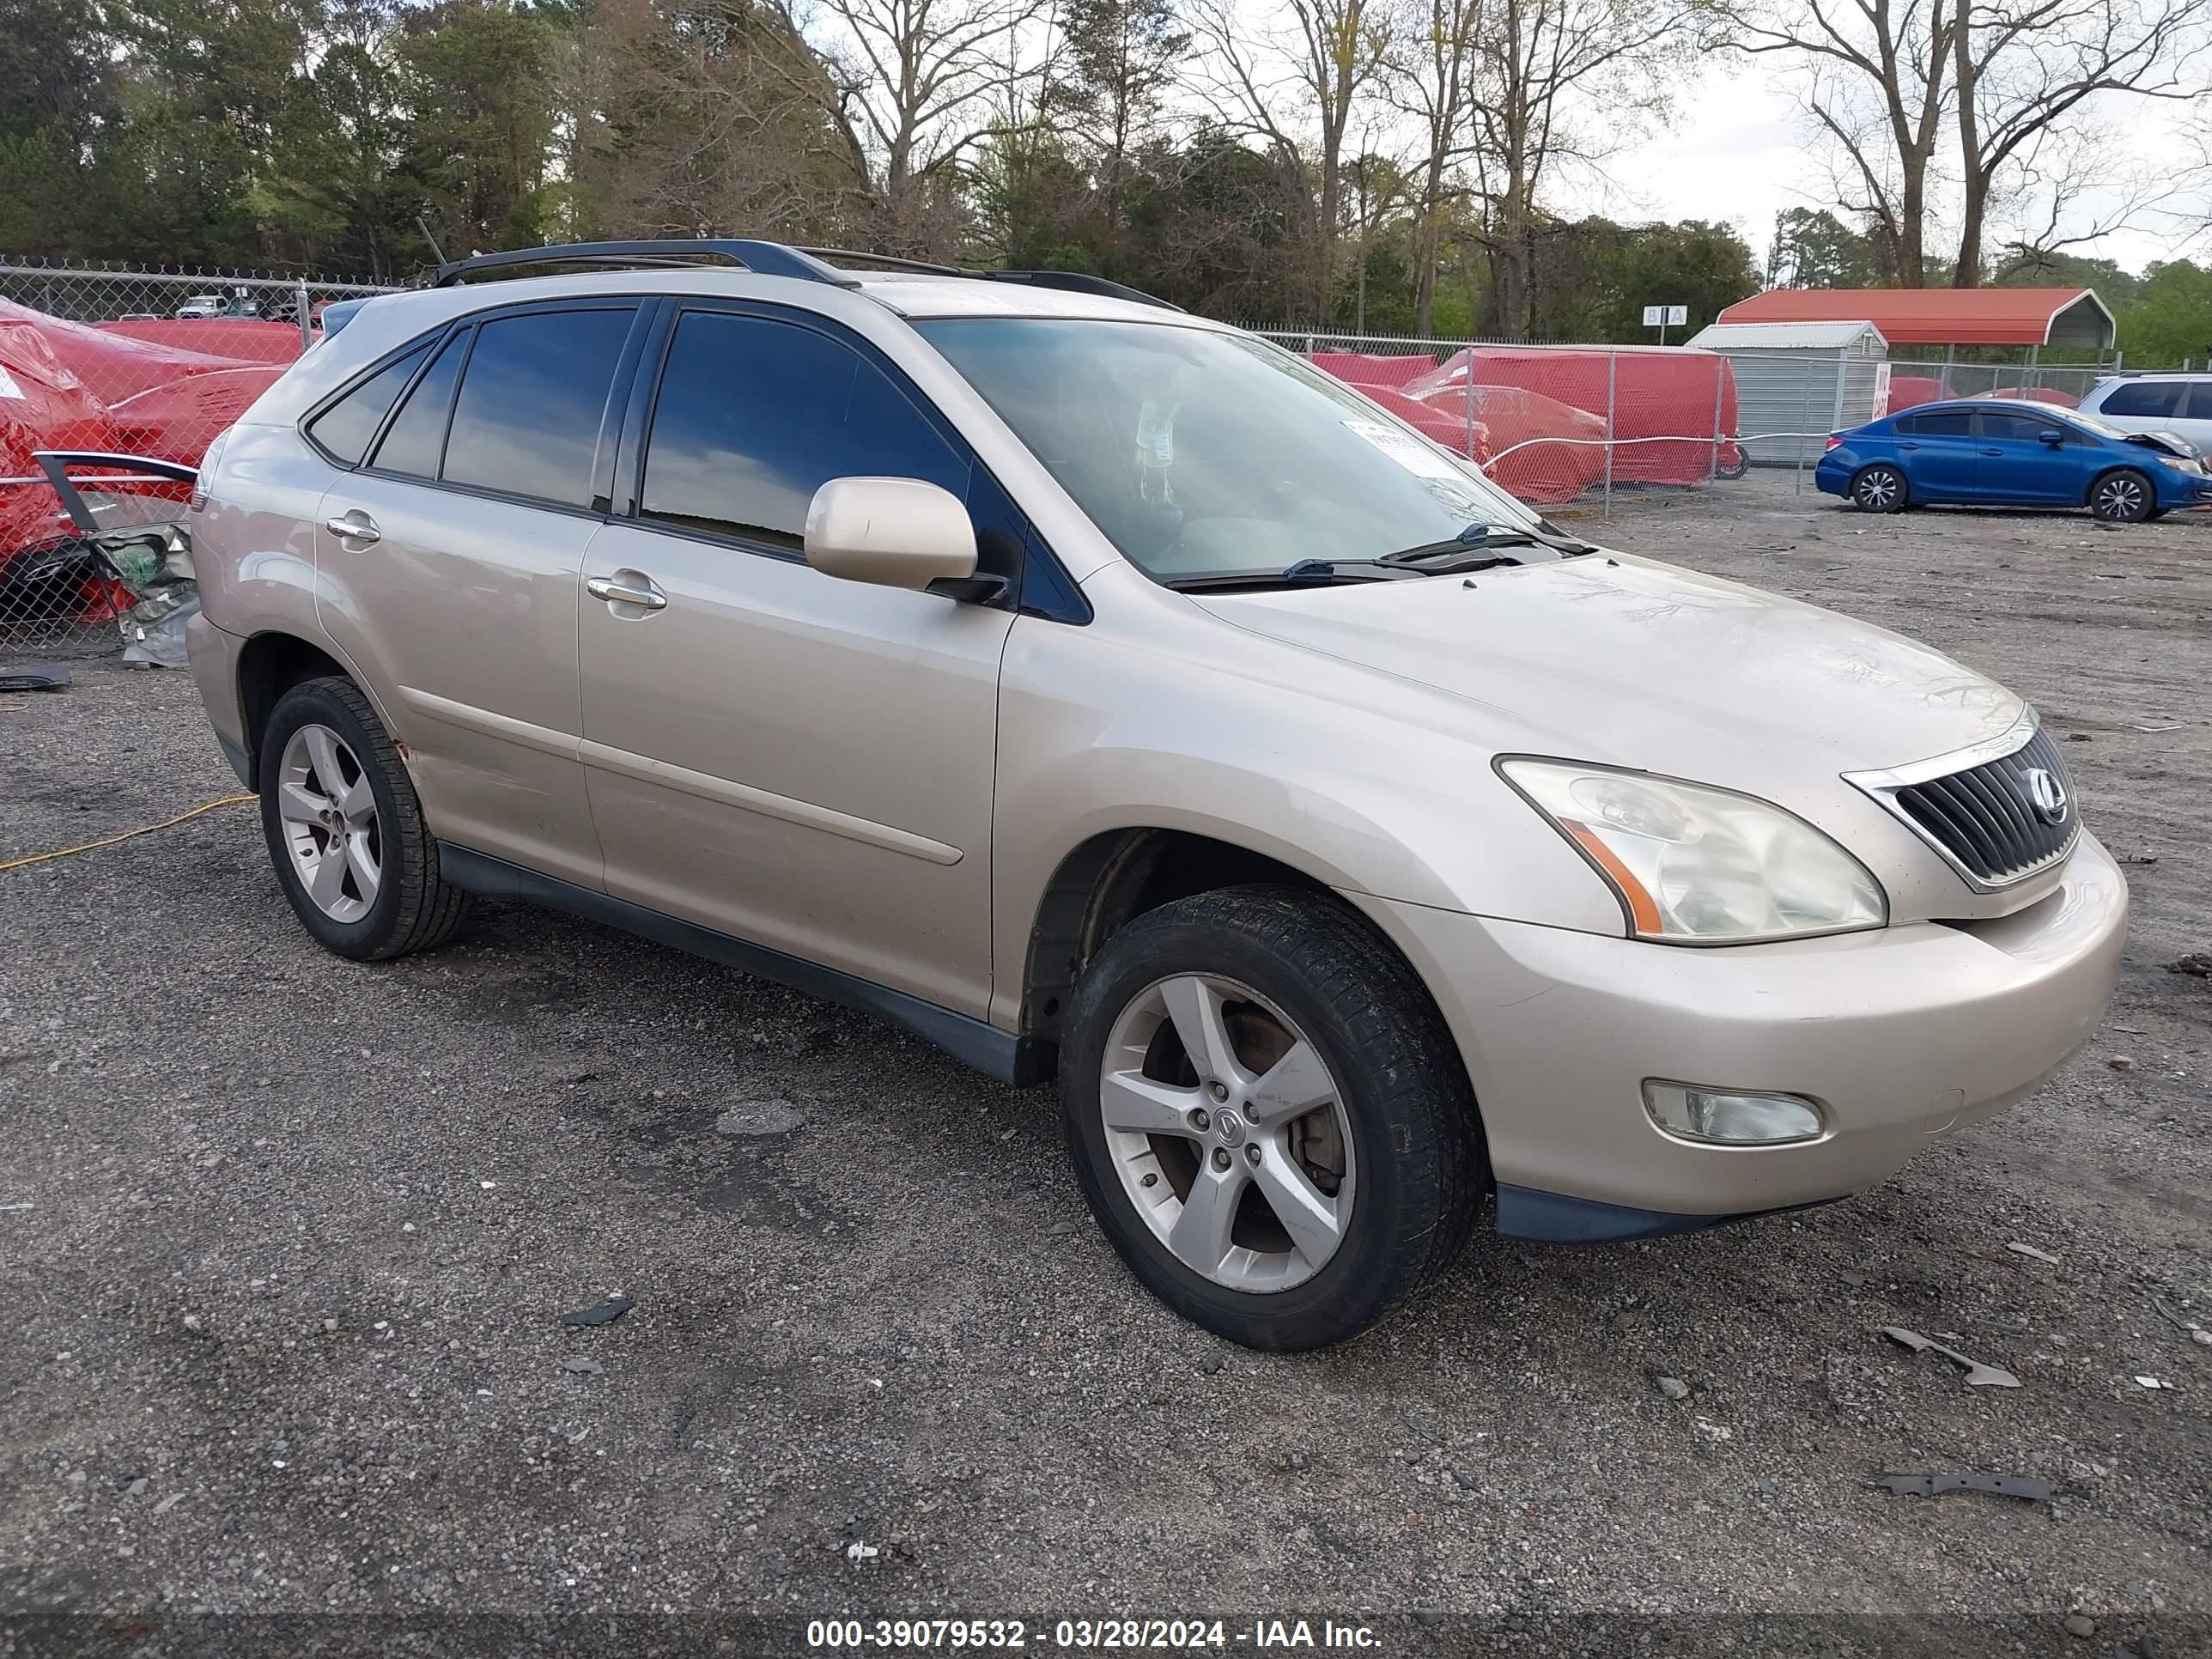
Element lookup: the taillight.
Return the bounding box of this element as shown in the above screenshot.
[1824,434,1844,451]
[189,429,228,511]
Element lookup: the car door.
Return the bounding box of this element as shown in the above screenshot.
[1893,409,1979,498]
[1972,408,2075,504]
[312,301,643,891]
[576,302,1017,1018]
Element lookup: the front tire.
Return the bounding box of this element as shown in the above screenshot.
[1059,885,1483,1351]
[2090,469,2153,522]
[1850,464,1907,513]
[258,676,470,961]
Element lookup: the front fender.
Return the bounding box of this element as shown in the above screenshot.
[988,578,1626,1028]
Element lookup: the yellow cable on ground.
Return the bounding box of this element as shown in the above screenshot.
[0,793,256,873]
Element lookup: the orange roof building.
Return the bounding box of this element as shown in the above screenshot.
[1716,288,2114,349]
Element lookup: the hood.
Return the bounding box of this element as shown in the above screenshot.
[1194,554,2023,792]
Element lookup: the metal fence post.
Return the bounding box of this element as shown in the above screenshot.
[1602,349,1617,520]
[1462,337,1476,460]
[1708,358,1725,483]
[1794,355,1812,497]
[295,278,313,349]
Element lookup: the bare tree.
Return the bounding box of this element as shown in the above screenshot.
[805,0,1052,253]
[1384,0,1486,332]
[1711,0,1958,286]
[1188,0,1396,319]
[1949,0,2210,283]
[1469,0,1693,334]
[578,0,862,242]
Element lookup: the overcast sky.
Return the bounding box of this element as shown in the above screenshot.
[1600,56,2208,280]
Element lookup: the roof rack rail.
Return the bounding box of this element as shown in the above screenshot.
[800,246,1180,310]
[434,240,860,289]
[980,270,1183,313]
[796,246,966,276]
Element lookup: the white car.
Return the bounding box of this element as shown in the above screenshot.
[2077,374,2212,453]
[175,295,228,319]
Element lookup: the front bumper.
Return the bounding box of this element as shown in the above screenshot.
[1352,831,2127,1236]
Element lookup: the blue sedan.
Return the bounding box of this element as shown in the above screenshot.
[1816,398,2212,522]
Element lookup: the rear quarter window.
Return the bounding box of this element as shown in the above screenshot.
[305,343,430,465]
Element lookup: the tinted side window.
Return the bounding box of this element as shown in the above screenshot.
[639,311,969,547]
[1976,410,2050,441]
[2100,380,2185,418]
[307,343,429,465]
[368,331,466,479]
[442,307,635,507]
[2183,380,2212,418]
[1903,410,1973,436]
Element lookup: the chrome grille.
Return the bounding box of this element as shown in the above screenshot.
[1887,726,2077,884]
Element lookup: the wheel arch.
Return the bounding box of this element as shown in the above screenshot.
[2083,461,2153,507]
[234,630,402,790]
[1016,828,1443,1062]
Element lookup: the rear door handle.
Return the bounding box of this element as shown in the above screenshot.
[586,574,667,611]
[323,509,380,544]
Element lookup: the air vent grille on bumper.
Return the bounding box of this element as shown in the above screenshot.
[1890,726,2077,883]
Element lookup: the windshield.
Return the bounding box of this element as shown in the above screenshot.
[916,318,1540,580]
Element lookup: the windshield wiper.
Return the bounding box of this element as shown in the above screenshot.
[1163,558,1426,592]
[1380,524,1596,568]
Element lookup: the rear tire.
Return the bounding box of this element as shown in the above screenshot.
[2088,469,2153,523]
[1058,884,1483,1351]
[1850,464,1907,513]
[258,676,470,962]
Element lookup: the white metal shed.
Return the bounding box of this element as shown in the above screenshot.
[1685,319,1892,467]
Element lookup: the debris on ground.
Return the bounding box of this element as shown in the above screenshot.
[2008,1241,2062,1265]
[1654,1376,1690,1400]
[562,1357,604,1375]
[714,1099,808,1136]
[559,1295,634,1329]
[1874,1472,2051,1503]
[846,1541,879,1564]
[0,665,70,692]
[2166,954,2211,978]
[2063,1613,2096,1638]
[2108,1055,2136,1073]
[1880,1326,2021,1388]
[2134,1376,2174,1390]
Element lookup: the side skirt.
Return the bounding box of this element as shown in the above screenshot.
[1494,1183,1841,1243]
[435,843,1052,1087]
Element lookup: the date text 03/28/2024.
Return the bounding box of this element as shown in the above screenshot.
[805,1619,1382,1650]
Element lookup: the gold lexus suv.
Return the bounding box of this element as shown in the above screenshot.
[185,240,2126,1349]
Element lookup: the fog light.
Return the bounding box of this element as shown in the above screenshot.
[1642,1081,1825,1146]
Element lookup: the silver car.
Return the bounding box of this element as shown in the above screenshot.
[183,241,2126,1349]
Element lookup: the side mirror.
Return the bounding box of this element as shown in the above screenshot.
[804,477,979,594]
[2038,428,2064,447]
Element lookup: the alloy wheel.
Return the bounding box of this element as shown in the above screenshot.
[1855,469,1899,510]
[275,722,381,922]
[2095,477,2145,520]
[1097,974,1357,1292]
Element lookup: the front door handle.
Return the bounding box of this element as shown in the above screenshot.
[1897,441,1919,451]
[1978,447,2002,457]
[586,574,667,611]
[324,510,380,544]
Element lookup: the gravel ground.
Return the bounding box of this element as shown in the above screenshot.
[2,474,2208,1657]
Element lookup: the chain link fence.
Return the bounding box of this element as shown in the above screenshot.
[2,261,394,655]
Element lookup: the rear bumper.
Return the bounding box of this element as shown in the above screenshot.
[185,612,252,787]
[1351,832,2127,1233]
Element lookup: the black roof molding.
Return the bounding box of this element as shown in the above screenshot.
[434,240,860,289]
[433,239,1181,310]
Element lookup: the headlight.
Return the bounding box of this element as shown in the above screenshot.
[1498,759,1887,944]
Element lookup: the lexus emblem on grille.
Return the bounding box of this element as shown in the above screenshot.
[2024,768,2069,824]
